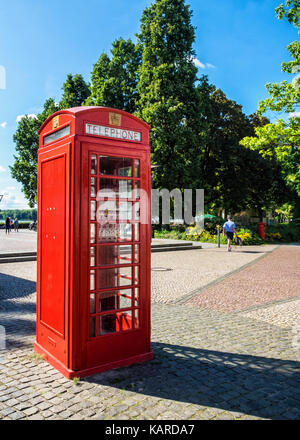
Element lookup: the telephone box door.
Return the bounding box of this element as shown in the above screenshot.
[80,143,151,370]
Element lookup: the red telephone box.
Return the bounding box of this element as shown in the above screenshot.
[34,106,153,378]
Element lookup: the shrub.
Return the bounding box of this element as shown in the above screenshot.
[265,223,300,242]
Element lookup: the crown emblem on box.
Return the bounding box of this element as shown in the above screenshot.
[109,112,121,126]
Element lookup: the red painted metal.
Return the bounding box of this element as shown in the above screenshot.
[258,222,266,240]
[35,107,153,378]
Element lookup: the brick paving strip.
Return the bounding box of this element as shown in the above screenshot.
[151,244,277,303]
[0,245,300,420]
[185,246,300,313]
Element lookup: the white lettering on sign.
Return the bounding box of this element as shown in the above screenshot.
[86,123,142,142]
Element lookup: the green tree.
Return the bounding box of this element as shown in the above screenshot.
[10,99,59,207]
[59,74,90,109]
[11,73,90,207]
[241,0,300,214]
[200,87,288,215]
[136,0,207,193]
[86,38,141,113]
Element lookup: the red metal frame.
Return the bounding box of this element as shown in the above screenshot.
[35,107,153,378]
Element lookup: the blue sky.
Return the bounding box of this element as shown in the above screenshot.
[0,0,297,209]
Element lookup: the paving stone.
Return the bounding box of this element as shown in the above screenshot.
[0,407,15,417]
[23,407,39,416]
[8,411,25,420]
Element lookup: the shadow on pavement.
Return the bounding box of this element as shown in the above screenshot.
[0,272,36,302]
[232,250,264,254]
[85,341,300,420]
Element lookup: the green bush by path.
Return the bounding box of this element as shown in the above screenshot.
[265,220,300,242]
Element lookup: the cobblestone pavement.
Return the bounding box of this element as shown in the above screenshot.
[240,298,300,330]
[0,247,300,420]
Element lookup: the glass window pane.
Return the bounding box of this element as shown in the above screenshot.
[118,311,133,331]
[99,314,116,335]
[97,199,117,222]
[118,202,132,221]
[119,245,133,265]
[97,267,133,289]
[99,156,133,177]
[90,270,95,290]
[135,159,140,177]
[98,224,132,243]
[98,245,132,266]
[99,292,118,312]
[134,309,140,329]
[98,178,133,198]
[134,266,139,284]
[134,181,140,199]
[97,267,119,290]
[98,311,133,335]
[91,177,96,197]
[98,289,133,312]
[134,245,140,264]
[118,266,133,286]
[91,200,96,220]
[134,288,140,307]
[134,202,140,220]
[98,245,119,266]
[90,247,95,266]
[119,290,132,309]
[90,223,96,243]
[90,294,96,314]
[134,224,139,242]
[119,223,133,242]
[91,155,97,175]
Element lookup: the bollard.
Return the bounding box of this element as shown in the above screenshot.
[217,225,221,248]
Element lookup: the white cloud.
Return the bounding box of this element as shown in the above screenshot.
[0,166,6,172]
[192,57,206,69]
[192,58,216,70]
[0,121,7,128]
[16,114,37,123]
[289,112,300,119]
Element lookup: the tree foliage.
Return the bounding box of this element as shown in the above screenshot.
[200,88,289,214]
[10,99,59,207]
[86,38,141,113]
[241,0,300,214]
[136,0,206,192]
[60,74,90,108]
[10,73,89,207]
